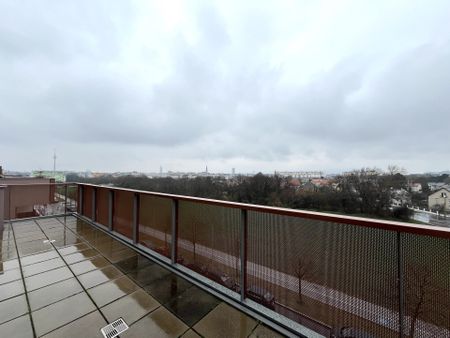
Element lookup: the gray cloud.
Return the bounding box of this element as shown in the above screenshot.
[1,0,450,173]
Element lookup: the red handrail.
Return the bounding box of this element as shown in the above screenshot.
[76,183,450,239]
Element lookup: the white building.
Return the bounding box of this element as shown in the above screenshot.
[409,182,422,193]
[428,188,450,212]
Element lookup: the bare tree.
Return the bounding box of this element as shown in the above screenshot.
[403,264,449,337]
[383,263,449,337]
[294,256,314,304]
[387,165,407,176]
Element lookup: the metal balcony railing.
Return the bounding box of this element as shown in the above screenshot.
[2,182,449,338]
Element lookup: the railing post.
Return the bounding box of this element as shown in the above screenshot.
[132,193,139,244]
[171,199,179,264]
[0,185,5,230]
[79,185,84,215]
[397,231,405,338]
[64,184,68,213]
[240,209,248,302]
[108,190,114,231]
[92,188,96,221]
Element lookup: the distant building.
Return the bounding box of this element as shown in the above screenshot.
[310,178,331,187]
[91,172,108,178]
[409,182,422,193]
[275,171,323,179]
[301,181,317,192]
[32,170,66,182]
[288,178,301,190]
[428,182,447,191]
[428,188,450,212]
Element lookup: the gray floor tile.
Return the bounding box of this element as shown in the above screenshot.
[88,275,139,307]
[0,279,24,301]
[70,256,110,275]
[28,277,83,311]
[22,257,65,278]
[122,307,188,338]
[164,285,220,326]
[193,302,257,338]
[101,289,160,325]
[25,266,73,291]
[78,266,123,289]
[0,314,33,338]
[0,268,22,285]
[32,292,96,336]
[41,311,106,338]
[0,294,28,325]
[20,251,59,266]
[144,273,193,304]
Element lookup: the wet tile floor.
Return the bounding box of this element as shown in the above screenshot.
[0,216,286,338]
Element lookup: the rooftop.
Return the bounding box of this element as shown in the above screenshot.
[1,181,449,338]
[1,215,284,338]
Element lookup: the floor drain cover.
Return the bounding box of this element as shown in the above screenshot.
[100,318,129,338]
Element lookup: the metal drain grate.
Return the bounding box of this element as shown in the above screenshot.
[100,318,129,338]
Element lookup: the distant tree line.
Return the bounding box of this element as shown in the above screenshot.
[67,168,449,221]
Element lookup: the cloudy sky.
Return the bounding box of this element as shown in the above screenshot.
[1,0,449,174]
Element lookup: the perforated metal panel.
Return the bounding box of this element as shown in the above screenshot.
[82,185,93,218]
[70,184,450,337]
[247,212,399,337]
[112,190,134,239]
[400,233,450,338]
[96,187,110,226]
[139,195,172,258]
[178,201,241,292]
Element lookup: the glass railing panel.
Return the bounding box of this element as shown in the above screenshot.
[54,184,78,212]
[66,184,78,212]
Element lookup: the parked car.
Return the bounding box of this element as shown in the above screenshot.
[246,286,275,309]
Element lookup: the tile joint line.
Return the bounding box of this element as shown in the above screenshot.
[33,217,111,331]
[9,220,38,338]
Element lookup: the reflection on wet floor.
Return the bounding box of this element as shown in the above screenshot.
[0,215,286,338]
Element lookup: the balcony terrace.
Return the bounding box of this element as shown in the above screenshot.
[0,183,449,338]
[1,215,288,338]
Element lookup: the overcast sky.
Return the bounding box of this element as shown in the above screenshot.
[1,0,449,174]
